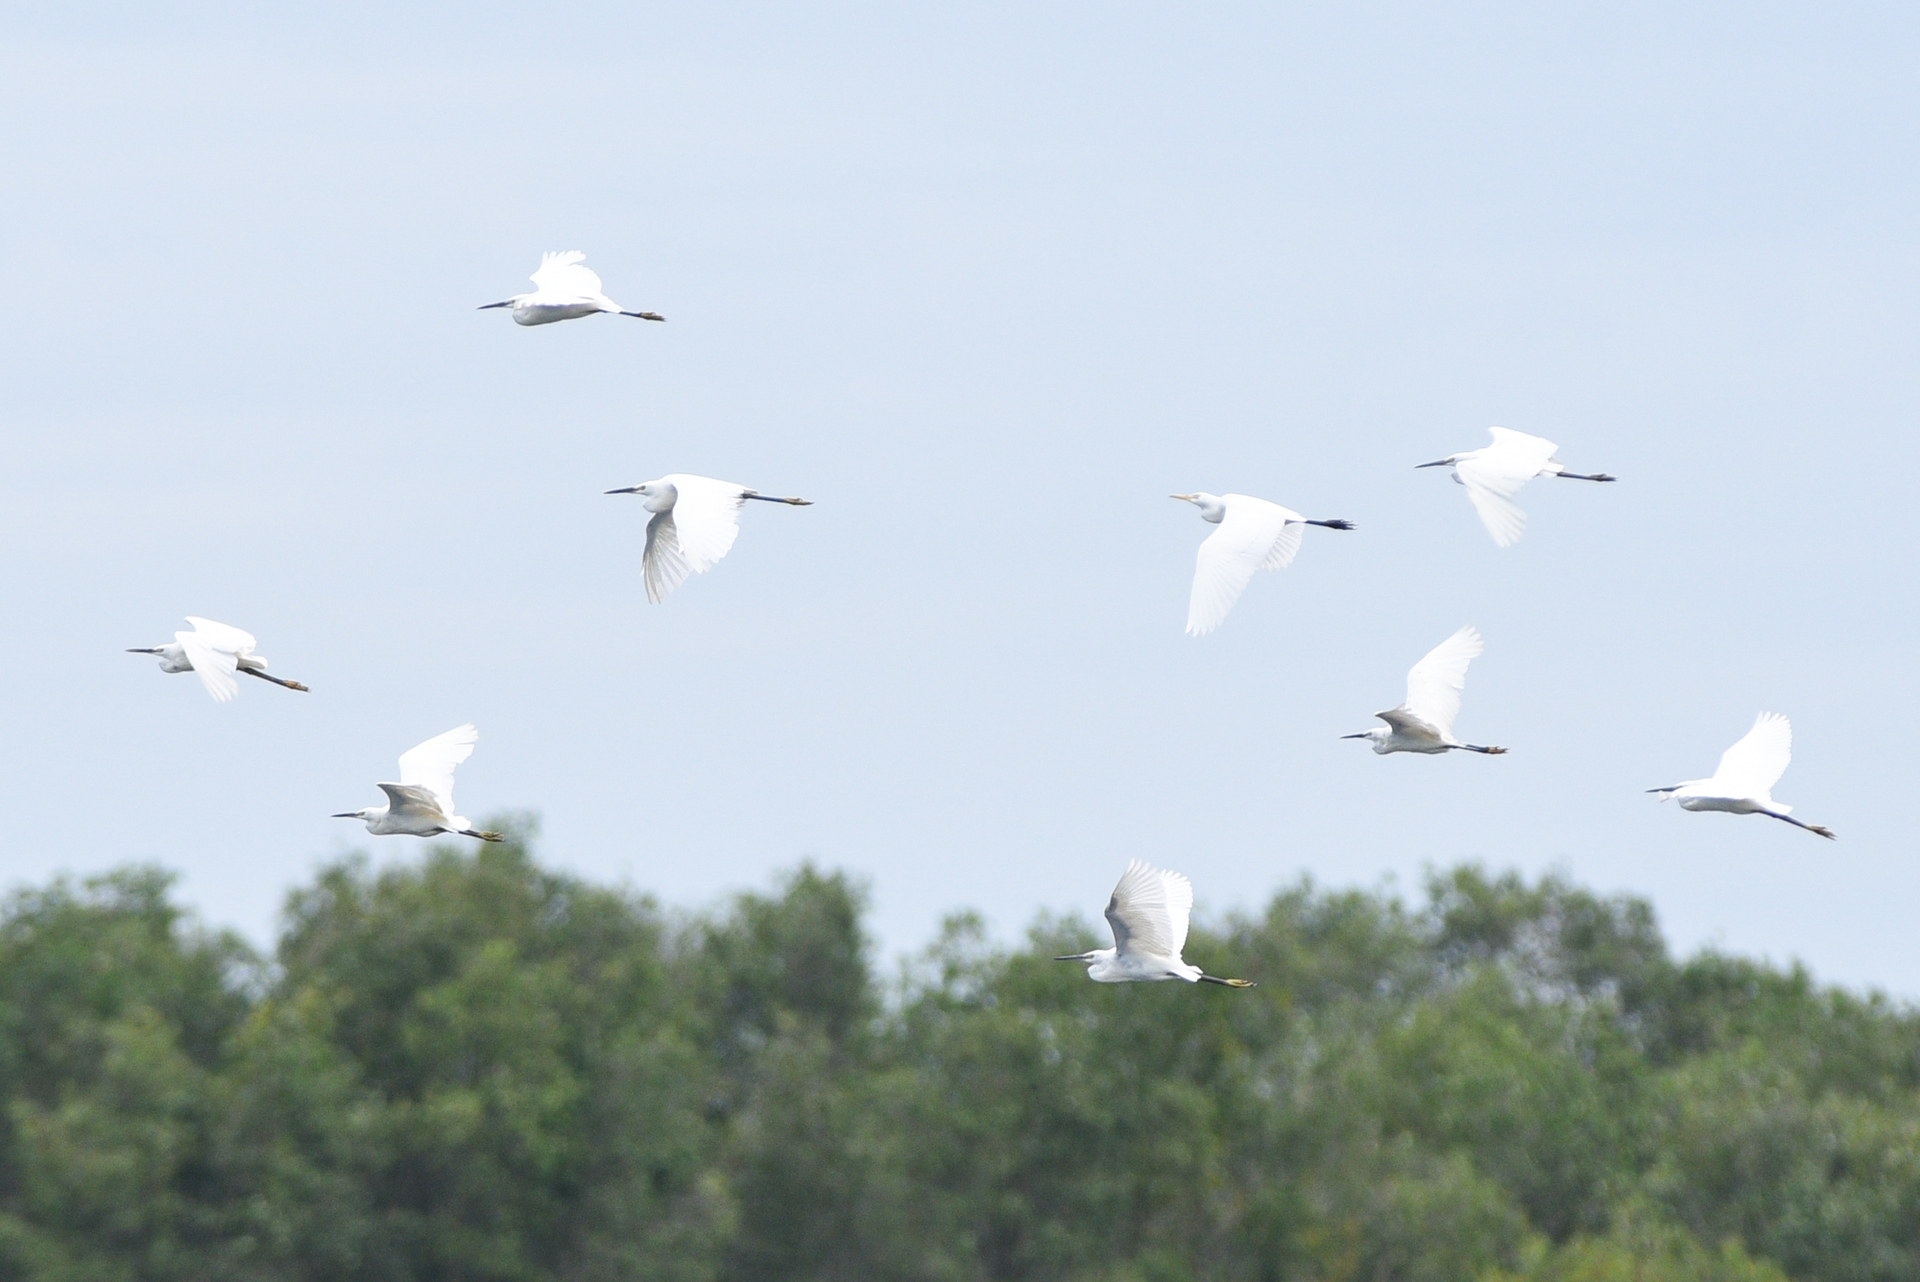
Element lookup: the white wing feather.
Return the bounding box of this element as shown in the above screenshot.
[176,629,239,703]
[1186,496,1297,636]
[184,617,257,654]
[378,783,449,823]
[642,511,694,604]
[529,250,604,299]
[1455,428,1557,548]
[661,474,748,572]
[1105,859,1194,961]
[1710,712,1793,798]
[397,724,478,816]
[1402,626,1484,739]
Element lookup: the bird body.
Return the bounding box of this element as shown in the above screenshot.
[1649,712,1834,838]
[480,251,664,326]
[1055,859,1254,987]
[333,724,502,842]
[1171,491,1354,635]
[1344,625,1505,755]
[606,473,811,603]
[128,617,307,702]
[1417,426,1614,547]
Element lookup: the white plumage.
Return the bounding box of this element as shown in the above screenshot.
[606,473,812,603]
[479,251,665,326]
[1171,492,1353,635]
[1344,626,1506,755]
[333,724,502,842]
[1417,426,1614,547]
[1054,859,1254,987]
[127,617,308,702]
[1649,712,1834,839]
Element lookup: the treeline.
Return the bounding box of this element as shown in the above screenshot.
[1,827,1916,1281]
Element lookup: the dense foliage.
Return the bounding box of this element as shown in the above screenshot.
[0,824,1914,1281]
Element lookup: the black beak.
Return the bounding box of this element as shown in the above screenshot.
[477,301,511,310]
[1414,459,1451,468]
[605,486,642,494]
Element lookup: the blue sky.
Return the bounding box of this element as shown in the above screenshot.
[4,3,1917,990]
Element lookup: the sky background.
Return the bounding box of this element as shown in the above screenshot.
[3,2,1917,990]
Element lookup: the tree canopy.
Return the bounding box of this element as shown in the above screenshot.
[0,828,1912,1281]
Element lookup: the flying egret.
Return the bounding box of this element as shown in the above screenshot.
[1054,859,1255,987]
[1417,427,1614,547]
[332,724,502,842]
[479,251,665,326]
[1171,492,1355,636]
[127,617,308,702]
[1343,625,1506,755]
[1648,712,1834,839]
[606,474,812,603]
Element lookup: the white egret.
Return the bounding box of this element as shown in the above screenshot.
[127,617,308,702]
[1171,492,1354,636]
[1054,859,1255,987]
[1417,427,1614,547]
[606,474,811,603]
[479,251,664,326]
[332,724,502,842]
[1343,625,1506,755]
[1649,712,1834,839]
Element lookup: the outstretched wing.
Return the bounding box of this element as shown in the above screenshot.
[184,616,256,655]
[1105,859,1194,961]
[1187,496,1295,636]
[1711,712,1793,797]
[530,250,604,298]
[1402,625,1484,739]
[1455,428,1557,548]
[661,474,747,573]
[642,511,694,603]
[1376,706,1440,740]
[377,782,448,823]
[397,724,478,815]
[176,621,242,702]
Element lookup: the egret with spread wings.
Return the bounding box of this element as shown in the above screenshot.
[606,473,812,603]
[127,617,308,702]
[1343,625,1506,755]
[333,724,502,842]
[1417,427,1613,547]
[1649,712,1834,839]
[1055,859,1254,987]
[1170,491,1354,636]
[479,251,665,326]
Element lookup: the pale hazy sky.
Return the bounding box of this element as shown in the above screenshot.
[4,3,1918,990]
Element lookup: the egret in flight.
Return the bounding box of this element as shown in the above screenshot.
[606,474,811,603]
[332,724,502,842]
[1055,859,1255,987]
[1649,712,1834,839]
[1171,492,1354,636]
[479,251,664,326]
[127,617,308,702]
[1343,625,1506,755]
[1417,427,1614,547]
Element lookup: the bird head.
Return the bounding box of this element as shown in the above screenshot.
[1171,492,1227,524]
[1341,728,1389,749]
[331,809,372,822]
[1053,948,1113,977]
[605,480,677,513]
